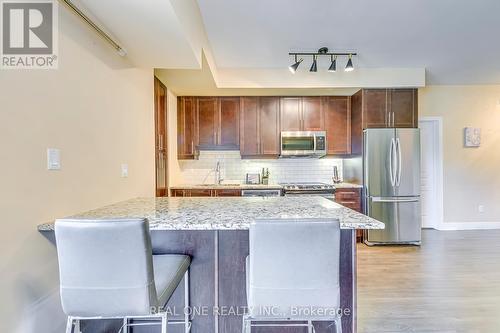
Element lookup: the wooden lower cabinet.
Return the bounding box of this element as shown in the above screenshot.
[171,188,242,197]
[214,189,241,197]
[335,188,363,242]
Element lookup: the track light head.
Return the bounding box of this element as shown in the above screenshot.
[289,55,303,74]
[345,54,354,72]
[328,55,337,72]
[310,55,317,72]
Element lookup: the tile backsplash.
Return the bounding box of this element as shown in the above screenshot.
[178,151,343,185]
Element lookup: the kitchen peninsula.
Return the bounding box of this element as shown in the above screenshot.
[38,197,383,333]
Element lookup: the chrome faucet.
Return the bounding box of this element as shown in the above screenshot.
[215,161,224,185]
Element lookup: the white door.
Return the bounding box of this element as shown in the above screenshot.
[419,119,441,229]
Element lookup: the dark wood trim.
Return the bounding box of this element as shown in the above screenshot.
[154,77,168,197]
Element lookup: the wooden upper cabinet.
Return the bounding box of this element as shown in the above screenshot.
[280,97,302,131]
[219,97,240,148]
[177,96,197,159]
[240,97,280,157]
[360,89,417,129]
[197,97,218,148]
[240,97,259,156]
[363,89,389,128]
[350,88,418,155]
[259,97,280,155]
[302,97,323,131]
[324,96,351,155]
[390,89,418,128]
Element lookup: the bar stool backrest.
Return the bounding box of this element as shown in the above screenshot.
[55,218,158,317]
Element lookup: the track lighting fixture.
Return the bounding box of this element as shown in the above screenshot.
[328,55,337,72]
[288,47,357,73]
[288,55,303,74]
[345,54,354,72]
[310,55,317,72]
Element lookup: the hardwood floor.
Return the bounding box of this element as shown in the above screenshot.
[357,229,500,333]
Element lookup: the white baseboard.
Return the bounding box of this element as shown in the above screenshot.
[436,222,500,231]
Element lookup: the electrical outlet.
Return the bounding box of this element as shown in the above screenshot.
[121,164,128,178]
[478,205,485,213]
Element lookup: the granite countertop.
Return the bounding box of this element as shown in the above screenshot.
[37,197,384,231]
[170,184,283,190]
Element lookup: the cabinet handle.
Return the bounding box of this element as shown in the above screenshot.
[191,141,194,154]
[159,134,163,150]
[392,111,395,126]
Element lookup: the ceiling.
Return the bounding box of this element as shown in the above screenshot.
[196,0,500,84]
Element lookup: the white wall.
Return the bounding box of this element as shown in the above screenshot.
[0,7,154,332]
[420,86,500,226]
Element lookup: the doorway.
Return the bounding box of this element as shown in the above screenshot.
[419,117,443,229]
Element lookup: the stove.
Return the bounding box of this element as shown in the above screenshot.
[280,182,336,198]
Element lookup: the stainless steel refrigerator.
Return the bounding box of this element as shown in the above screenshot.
[364,128,421,245]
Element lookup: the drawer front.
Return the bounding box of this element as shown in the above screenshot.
[214,189,241,197]
[335,189,361,201]
[171,189,186,197]
[335,188,362,212]
[189,189,213,197]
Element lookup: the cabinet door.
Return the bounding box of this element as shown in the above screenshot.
[219,97,240,148]
[177,97,196,159]
[390,89,417,128]
[280,97,301,131]
[363,89,388,128]
[259,97,280,155]
[240,97,259,156]
[302,97,323,131]
[324,96,351,155]
[197,97,218,147]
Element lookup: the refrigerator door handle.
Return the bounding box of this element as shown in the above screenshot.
[396,137,402,187]
[371,196,419,203]
[389,138,396,187]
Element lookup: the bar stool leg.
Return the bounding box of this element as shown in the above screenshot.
[334,318,342,333]
[74,319,81,333]
[184,269,190,333]
[65,317,73,333]
[122,318,129,333]
[161,313,168,333]
[242,316,250,333]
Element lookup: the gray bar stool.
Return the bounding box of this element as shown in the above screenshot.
[55,218,191,333]
[243,218,342,333]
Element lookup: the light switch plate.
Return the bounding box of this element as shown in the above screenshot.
[121,164,128,178]
[47,148,61,170]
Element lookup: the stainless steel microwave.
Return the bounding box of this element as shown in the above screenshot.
[280,131,327,157]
